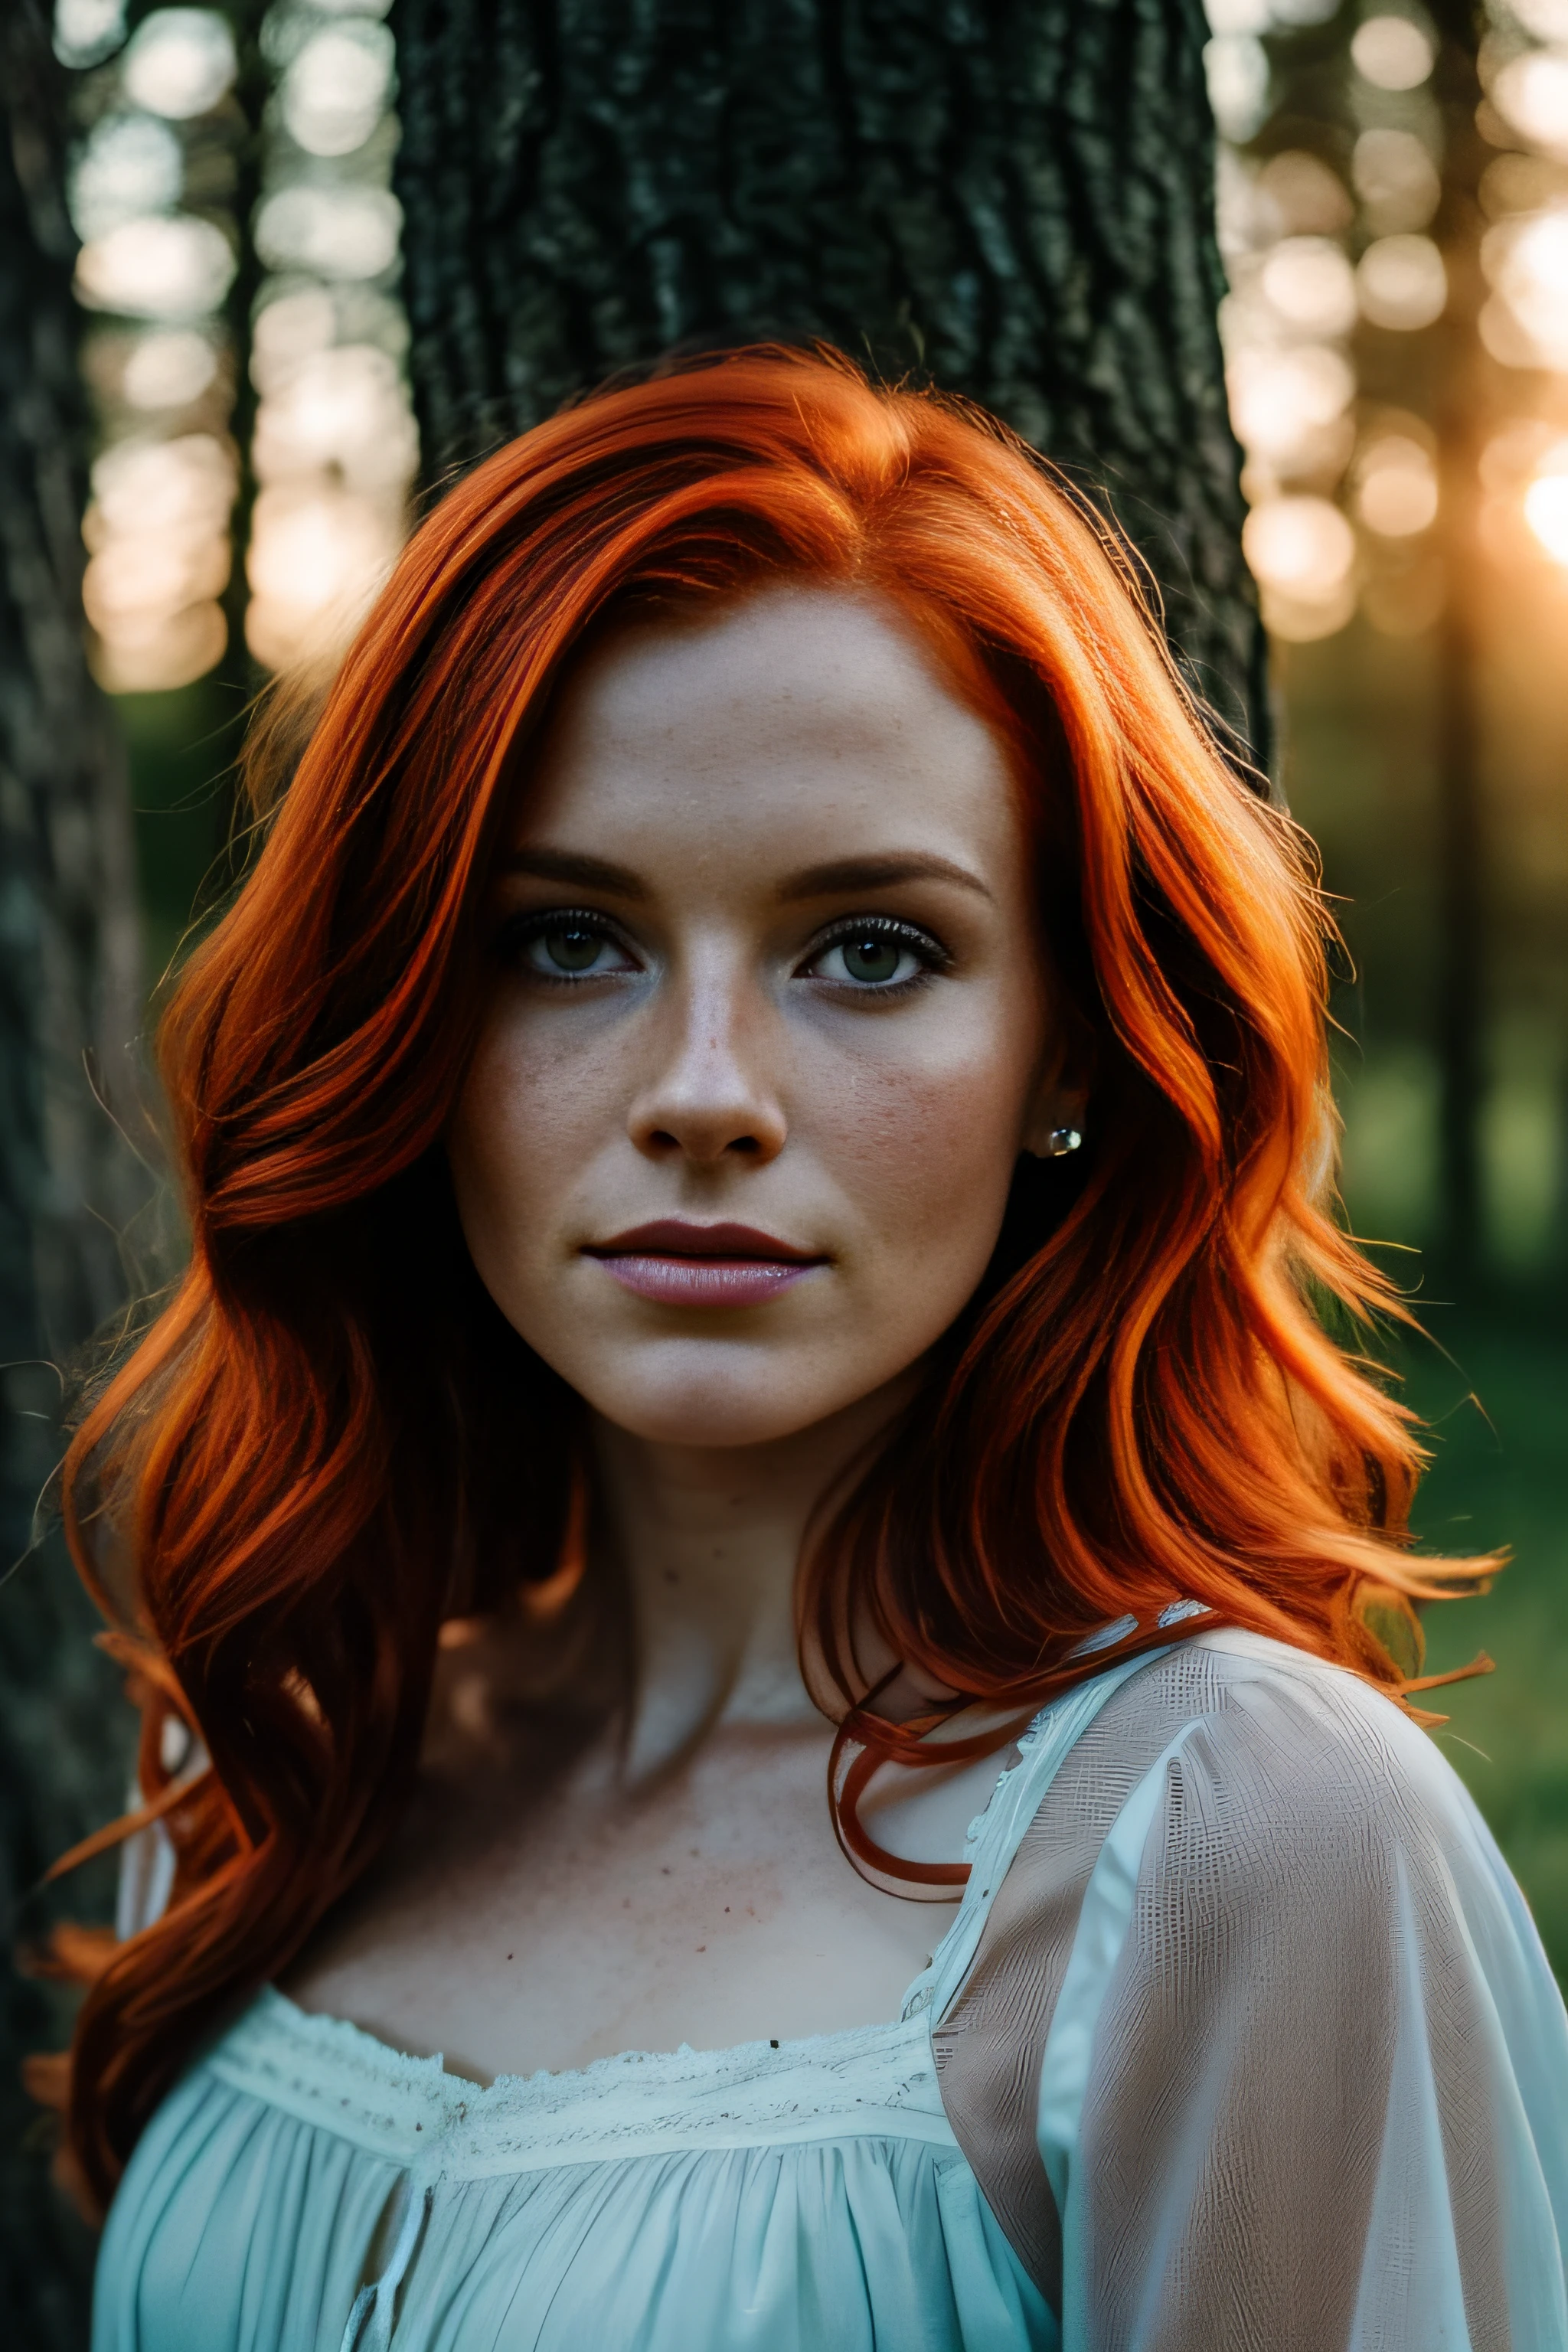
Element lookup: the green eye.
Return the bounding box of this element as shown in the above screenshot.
[808,924,934,988]
[511,914,635,979]
[840,935,903,984]
[541,926,606,973]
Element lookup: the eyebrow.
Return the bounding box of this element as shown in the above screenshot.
[776,854,995,905]
[495,846,995,906]
[496,848,649,898]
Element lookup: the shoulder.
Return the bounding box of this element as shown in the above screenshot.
[1091,1628,1498,1942]
[949,1628,1451,2037]
[990,1626,1461,1946]
[1095,1626,1458,1817]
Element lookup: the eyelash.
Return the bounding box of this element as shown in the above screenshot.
[799,916,952,994]
[495,909,952,991]
[496,907,641,985]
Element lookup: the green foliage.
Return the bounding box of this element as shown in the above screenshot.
[1396,1306,1568,1982]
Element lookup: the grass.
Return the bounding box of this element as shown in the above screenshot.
[1387,1295,1568,1978]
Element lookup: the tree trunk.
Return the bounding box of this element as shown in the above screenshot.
[1428,2,1489,1279]
[391,0,1269,761]
[1,4,147,2334]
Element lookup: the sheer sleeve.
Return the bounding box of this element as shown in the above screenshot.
[935,1631,1568,2350]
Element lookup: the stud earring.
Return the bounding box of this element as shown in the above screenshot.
[1040,1125,1083,1158]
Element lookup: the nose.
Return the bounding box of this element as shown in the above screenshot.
[626,958,787,1168]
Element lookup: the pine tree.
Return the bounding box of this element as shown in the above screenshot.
[391,0,1269,759]
[0,5,146,2334]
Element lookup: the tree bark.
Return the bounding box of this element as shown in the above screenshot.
[1,4,147,2334]
[391,0,1269,761]
[1428,2,1488,1278]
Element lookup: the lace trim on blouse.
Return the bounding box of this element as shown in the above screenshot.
[206,1639,1174,2184]
[209,1992,955,2175]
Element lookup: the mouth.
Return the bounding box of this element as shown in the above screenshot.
[581,1220,829,1308]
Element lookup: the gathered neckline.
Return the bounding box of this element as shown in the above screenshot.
[204,1982,959,2174]
[253,1978,930,2102]
[218,1638,1201,2145]
[258,1685,1041,2107]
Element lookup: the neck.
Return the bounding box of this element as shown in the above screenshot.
[590,1378,915,1783]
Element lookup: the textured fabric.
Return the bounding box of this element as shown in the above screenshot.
[93,1998,1050,2352]
[94,1640,1152,2352]
[935,1629,1568,2349]
[95,1631,1568,2350]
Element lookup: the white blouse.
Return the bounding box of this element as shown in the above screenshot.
[93,1631,1568,2350]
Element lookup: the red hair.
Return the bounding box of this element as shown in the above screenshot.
[53,348,1478,2206]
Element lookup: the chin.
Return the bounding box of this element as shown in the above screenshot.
[580,1349,879,1451]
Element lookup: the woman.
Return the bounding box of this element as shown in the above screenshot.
[64,351,1567,2348]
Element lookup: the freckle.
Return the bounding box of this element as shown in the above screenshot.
[664,1570,678,1585]
[622,1897,632,1908]
[689,1847,698,1857]
[696,1945,706,1953]
[661,1865,671,1874]
[724,1906,730,1913]
[507,1953,513,1961]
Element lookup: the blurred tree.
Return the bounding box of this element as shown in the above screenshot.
[1223,0,1490,1270]
[1,2,147,2336]
[1428,1,1488,1277]
[390,0,1270,765]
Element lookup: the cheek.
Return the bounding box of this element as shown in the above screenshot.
[446,1016,607,1273]
[818,1018,1037,1276]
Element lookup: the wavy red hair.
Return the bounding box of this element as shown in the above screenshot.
[53,348,1478,2207]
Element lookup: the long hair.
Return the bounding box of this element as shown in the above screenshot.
[54,348,1477,2207]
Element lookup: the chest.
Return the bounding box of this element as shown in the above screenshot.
[284,1721,997,2082]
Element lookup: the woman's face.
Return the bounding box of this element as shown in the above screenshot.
[448,586,1076,1449]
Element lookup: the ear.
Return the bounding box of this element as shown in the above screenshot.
[1021,1077,1089,1161]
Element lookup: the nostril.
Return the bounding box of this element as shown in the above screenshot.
[648,1129,679,1150]
[728,1136,761,1155]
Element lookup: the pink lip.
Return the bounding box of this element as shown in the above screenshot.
[583,1220,828,1309]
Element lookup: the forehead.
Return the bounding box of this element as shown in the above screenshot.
[510,586,1022,869]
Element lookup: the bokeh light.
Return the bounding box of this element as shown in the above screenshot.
[245,0,418,671]
[83,433,234,691]
[1490,48,1568,159]
[68,113,183,240]
[1357,232,1448,328]
[1206,31,1272,142]
[53,0,126,69]
[1481,207,1568,368]
[1204,0,1273,25]
[1242,494,1358,639]
[1514,0,1568,38]
[253,184,402,280]
[1214,0,1568,642]
[57,0,418,687]
[1259,235,1361,335]
[1227,343,1357,466]
[282,21,396,157]
[244,483,403,670]
[1354,433,1440,534]
[1524,446,1568,561]
[1353,129,1442,234]
[75,214,237,319]
[120,8,236,121]
[121,328,220,411]
[250,341,417,492]
[57,0,242,691]
[1256,148,1355,237]
[1351,16,1436,93]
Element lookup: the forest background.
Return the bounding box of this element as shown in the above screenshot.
[4,0,1567,2340]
